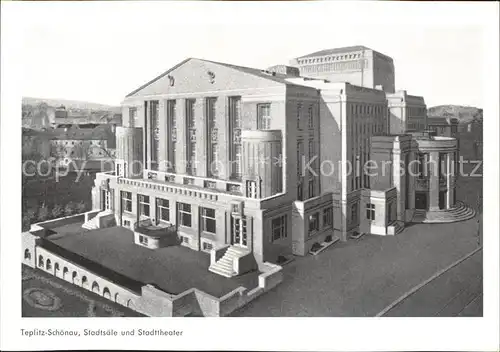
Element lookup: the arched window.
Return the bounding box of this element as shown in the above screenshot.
[46,259,52,270]
[82,276,88,287]
[54,263,60,271]
[38,255,44,267]
[103,287,111,299]
[63,267,69,278]
[24,249,31,260]
[92,281,100,293]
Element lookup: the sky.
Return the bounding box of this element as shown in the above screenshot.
[14,1,494,108]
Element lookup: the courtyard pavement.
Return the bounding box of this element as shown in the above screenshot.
[231,217,481,317]
[46,224,260,297]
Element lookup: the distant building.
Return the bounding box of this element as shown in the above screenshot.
[50,125,116,168]
[427,116,459,138]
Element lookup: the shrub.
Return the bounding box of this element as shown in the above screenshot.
[310,242,323,252]
[76,200,87,214]
[51,204,64,219]
[64,201,77,216]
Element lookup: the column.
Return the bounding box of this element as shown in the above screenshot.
[428,151,440,211]
[225,209,232,246]
[392,151,404,221]
[446,152,454,208]
[407,152,416,211]
[145,102,152,170]
[142,102,148,171]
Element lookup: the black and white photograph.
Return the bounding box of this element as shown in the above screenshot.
[1,1,499,351]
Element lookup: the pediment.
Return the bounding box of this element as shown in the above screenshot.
[126,58,286,98]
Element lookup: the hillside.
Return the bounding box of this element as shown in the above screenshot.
[428,105,483,125]
[22,97,121,113]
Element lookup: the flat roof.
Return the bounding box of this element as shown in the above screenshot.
[44,222,260,297]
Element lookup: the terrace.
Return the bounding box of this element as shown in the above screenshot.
[40,218,260,297]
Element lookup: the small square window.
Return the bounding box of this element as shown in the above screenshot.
[202,242,213,251]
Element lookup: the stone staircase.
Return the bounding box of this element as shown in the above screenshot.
[412,209,427,223]
[411,202,476,224]
[82,216,99,230]
[387,220,405,235]
[81,210,116,230]
[209,246,249,278]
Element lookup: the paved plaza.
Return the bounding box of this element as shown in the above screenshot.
[231,217,481,317]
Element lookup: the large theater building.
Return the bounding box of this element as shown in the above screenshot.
[85,46,474,277]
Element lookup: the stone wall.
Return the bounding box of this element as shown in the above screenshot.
[22,229,283,317]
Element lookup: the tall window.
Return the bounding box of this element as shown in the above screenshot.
[257,103,271,130]
[138,194,150,217]
[121,191,132,213]
[308,140,315,164]
[297,103,302,130]
[234,145,242,178]
[351,203,358,224]
[177,203,192,227]
[229,97,242,179]
[366,203,375,220]
[167,100,176,172]
[200,207,216,234]
[308,212,319,235]
[206,98,218,177]
[418,153,426,178]
[308,105,314,129]
[308,176,315,199]
[156,198,170,222]
[149,100,160,171]
[272,215,287,241]
[186,99,196,175]
[297,180,303,201]
[247,180,257,198]
[129,107,137,127]
[297,141,304,176]
[323,207,333,228]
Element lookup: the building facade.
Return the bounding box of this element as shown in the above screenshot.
[84,47,475,277]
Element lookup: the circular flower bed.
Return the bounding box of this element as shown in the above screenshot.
[23,288,62,312]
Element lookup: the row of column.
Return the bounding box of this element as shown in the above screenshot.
[428,151,455,211]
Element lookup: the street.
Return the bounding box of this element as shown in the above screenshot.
[382,249,482,317]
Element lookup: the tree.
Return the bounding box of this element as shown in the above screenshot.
[51,204,64,219]
[37,205,50,222]
[22,214,31,232]
[26,209,37,224]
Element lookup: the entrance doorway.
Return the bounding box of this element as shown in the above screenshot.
[231,217,247,247]
[439,190,447,210]
[415,192,428,210]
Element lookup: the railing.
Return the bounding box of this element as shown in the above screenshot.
[135,221,177,238]
[118,177,222,201]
